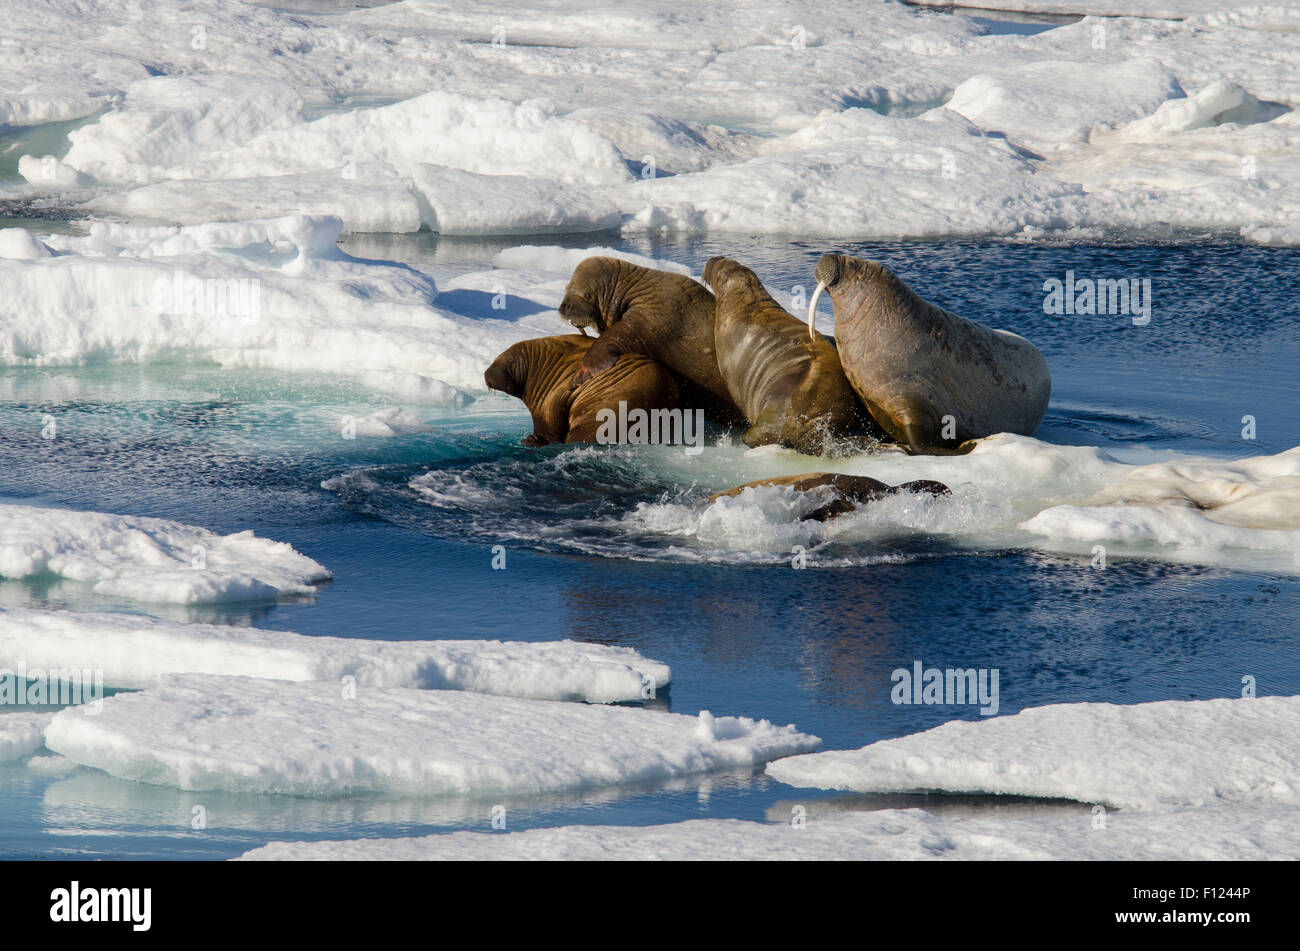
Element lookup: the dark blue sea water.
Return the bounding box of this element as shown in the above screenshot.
[2,234,1298,859]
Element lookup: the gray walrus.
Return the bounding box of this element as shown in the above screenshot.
[557,256,732,407]
[709,472,950,522]
[485,334,678,446]
[807,254,1051,455]
[702,256,877,455]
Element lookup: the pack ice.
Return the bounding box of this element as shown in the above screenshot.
[0,501,330,603]
[237,801,1300,861]
[766,695,1300,810]
[42,674,819,797]
[0,608,670,704]
[4,1,1299,240]
[0,712,54,763]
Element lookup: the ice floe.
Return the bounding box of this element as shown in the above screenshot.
[0,502,330,604]
[236,801,1300,860]
[0,712,53,762]
[766,695,1300,810]
[43,674,819,796]
[0,608,670,703]
[3,0,1298,240]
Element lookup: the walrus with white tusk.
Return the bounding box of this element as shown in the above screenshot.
[808,254,1051,455]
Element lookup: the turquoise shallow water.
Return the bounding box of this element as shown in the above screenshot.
[1,234,1298,859]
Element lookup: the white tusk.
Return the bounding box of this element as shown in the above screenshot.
[807,280,826,340]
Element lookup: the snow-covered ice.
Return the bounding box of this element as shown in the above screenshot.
[766,695,1300,810]
[43,674,819,796]
[0,608,670,703]
[0,501,330,603]
[3,0,1298,241]
[0,712,53,763]
[236,801,1300,861]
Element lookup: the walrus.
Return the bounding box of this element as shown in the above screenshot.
[558,256,732,404]
[807,254,1051,455]
[709,473,951,522]
[484,334,678,446]
[702,256,876,455]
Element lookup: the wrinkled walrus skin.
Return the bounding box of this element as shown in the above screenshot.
[558,256,732,405]
[809,254,1051,456]
[484,334,678,446]
[703,256,874,455]
[709,472,951,522]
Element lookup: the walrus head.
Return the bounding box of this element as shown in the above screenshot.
[483,349,523,398]
[807,253,849,340]
[558,256,629,335]
[557,291,602,334]
[701,256,736,289]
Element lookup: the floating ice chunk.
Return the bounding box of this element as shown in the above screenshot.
[17,154,92,188]
[0,228,51,260]
[0,503,330,604]
[620,109,1087,237]
[61,74,306,186]
[89,166,423,234]
[0,92,104,127]
[767,696,1300,810]
[1075,447,1300,530]
[1109,79,1268,143]
[566,108,761,174]
[1022,504,1300,555]
[237,802,1300,861]
[0,608,671,703]
[346,407,433,438]
[45,674,818,796]
[411,164,621,235]
[0,712,53,762]
[141,92,634,189]
[945,58,1184,152]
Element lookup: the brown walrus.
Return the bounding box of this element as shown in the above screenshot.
[557,256,732,405]
[709,473,951,522]
[808,254,1051,455]
[484,334,678,446]
[702,256,875,455]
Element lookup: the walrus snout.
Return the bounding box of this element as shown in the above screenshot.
[701,255,739,290]
[813,254,845,290]
[558,293,603,333]
[807,254,846,340]
[484,354,521,398]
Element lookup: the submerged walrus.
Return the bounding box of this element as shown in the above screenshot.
[484,334,678,446]
[710,472,950,522]
[808,254,1051,455]
[703,256,873,454]
[558,256,732,404]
